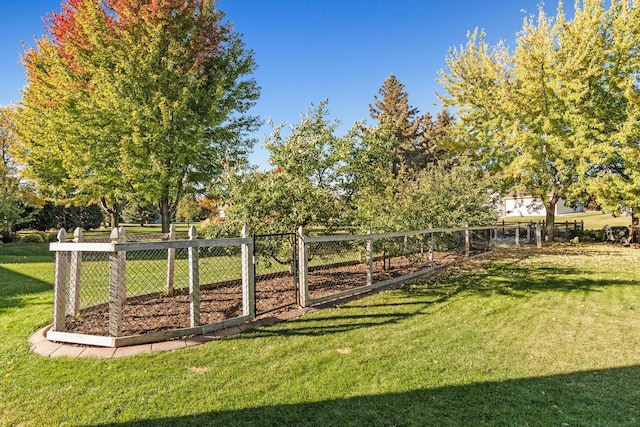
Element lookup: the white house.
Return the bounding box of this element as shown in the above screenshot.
[501,192,585,217]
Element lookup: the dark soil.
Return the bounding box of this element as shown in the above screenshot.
[64,251,470,337]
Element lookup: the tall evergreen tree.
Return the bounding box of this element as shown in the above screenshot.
[369,74,452,176]
[369,74,420,177]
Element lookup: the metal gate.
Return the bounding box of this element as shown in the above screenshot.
[253,232,299,315]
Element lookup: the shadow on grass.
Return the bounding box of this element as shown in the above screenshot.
[237,247,638,338]
[94,365,640,426]
[0,266,52,314]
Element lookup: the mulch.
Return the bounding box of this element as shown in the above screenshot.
[64,251,470,337]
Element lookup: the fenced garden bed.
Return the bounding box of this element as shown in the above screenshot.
[46,223,537,347]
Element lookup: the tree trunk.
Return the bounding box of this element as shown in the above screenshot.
[160,198,171,234]
[544,196,559,242]
[100,197,121,229]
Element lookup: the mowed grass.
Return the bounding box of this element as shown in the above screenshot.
[500,211,631,229]
[2,242,640,426]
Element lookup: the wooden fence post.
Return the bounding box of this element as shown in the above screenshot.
[52,229,69,332]
[536,222,542,248]
[67,227,83,316]
[108,227,127,337]
[188,226,200,327]
[428,224,434,268]
[366,228,373,286]
[166,224,176,296]
[464,223,470,257]
[515,223,520,247]
[298,226,309,307]
[241,225,255,319]
[527,222,532,243]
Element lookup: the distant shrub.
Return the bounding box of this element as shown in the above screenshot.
[22,234,44,244]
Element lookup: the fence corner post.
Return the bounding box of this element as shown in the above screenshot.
[166,224,176,296]
[188,225,200,327]
[298,226,309,308]
[464,222,470,257]
[68,227,83,316]
[52,228,69,332]
[241,224,255,319]
[366,228,373,286]
[108,227,127,337]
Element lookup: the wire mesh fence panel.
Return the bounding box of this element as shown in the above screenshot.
[370,233,434,284]
[125,249,171,298]
[470,229,492,254]
[199,245,244,324]
[307,239,368,300]
[75,251,110,311]
[254,233,298,315]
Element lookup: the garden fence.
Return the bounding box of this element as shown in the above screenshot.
[47,222,537,347]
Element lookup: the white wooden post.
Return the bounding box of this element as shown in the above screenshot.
[52,229,69,332]
[464,223,470,257]
[536,222,542,248]
[188,226,200,327]
[67,227,83,316]
[298,226,309,307]
[241,225,255,319]
[527,222,532,243]
[428,224,434,268]
[515,223,520,247]
[108,227,127,337]
[166,224,176,296]
[366,228,373,286]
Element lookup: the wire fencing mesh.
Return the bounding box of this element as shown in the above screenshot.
[53,224,523,340]
[60,236,247,336]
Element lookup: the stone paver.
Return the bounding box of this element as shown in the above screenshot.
[50,344,86,358]
[112,344,152,358]
[31,339,63,358]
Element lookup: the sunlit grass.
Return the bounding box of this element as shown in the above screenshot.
[1,243,640,425]
[500,211,631,229]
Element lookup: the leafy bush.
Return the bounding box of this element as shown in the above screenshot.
[568,228,607,242]
[21,233,43,244]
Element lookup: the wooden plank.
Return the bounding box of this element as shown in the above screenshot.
[189,226,200,327]
[113,326,203,347]
[52,251,69,332]
[241,225,255,318]
[201,315,252,334]
[50,242,114,252]
[46,330,115,348]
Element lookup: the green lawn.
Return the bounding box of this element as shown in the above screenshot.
[500,211,631,229]
[1,242,640,426]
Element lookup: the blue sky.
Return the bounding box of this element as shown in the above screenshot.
[0,0,549,169]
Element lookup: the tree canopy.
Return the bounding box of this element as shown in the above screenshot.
[438,1,640,239]
[16,0,260,232]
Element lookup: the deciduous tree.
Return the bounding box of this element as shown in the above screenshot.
[438,2,640,240]
[17,0,260,232]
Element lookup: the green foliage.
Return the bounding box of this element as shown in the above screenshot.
[122,201,159,226]
[438,2,640,239]
[0,107,30,237]
[21,233,43,243]
[206,101,359,236]
[16,0,260,233]
[398,159,498,229]
[22,202,104,231]
[369,74,454,176]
